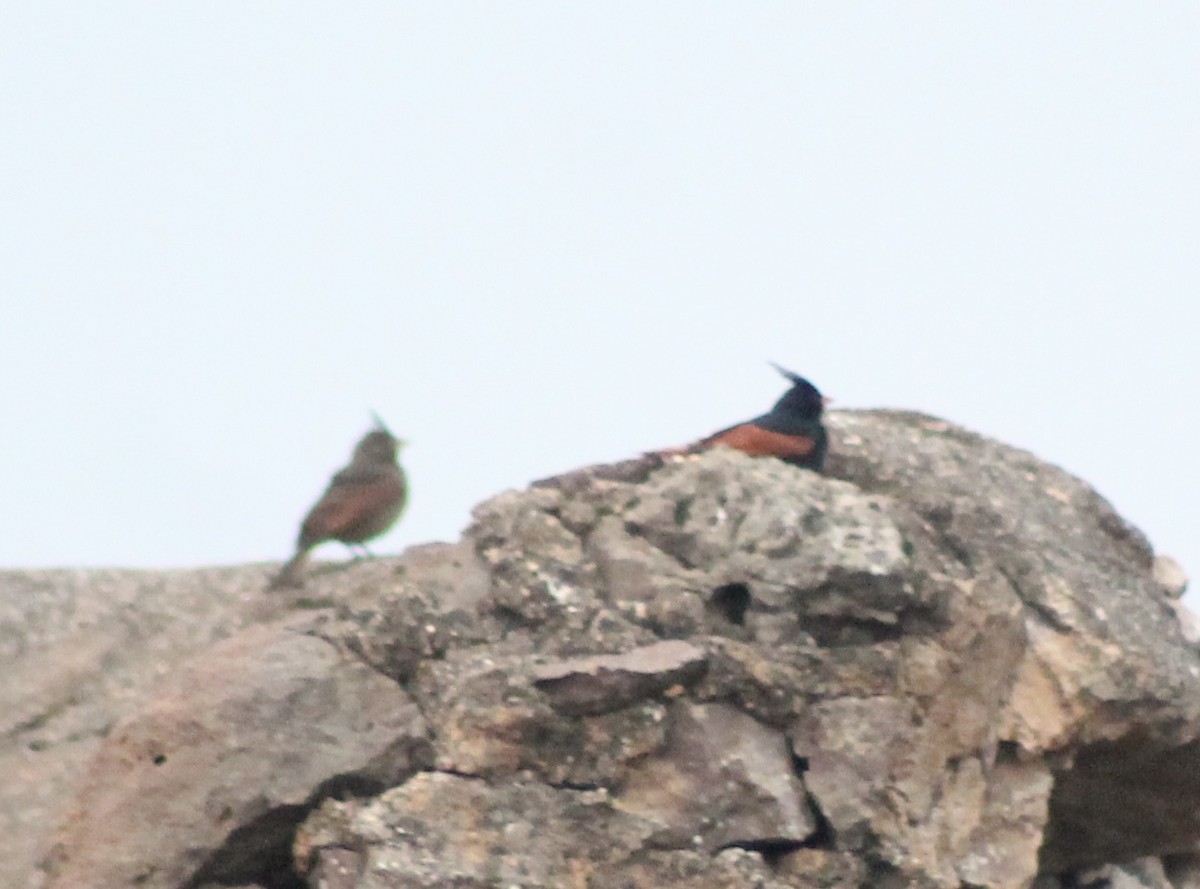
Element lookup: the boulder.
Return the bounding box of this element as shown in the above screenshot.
[41,623,432,889]
[6,409,1197,889]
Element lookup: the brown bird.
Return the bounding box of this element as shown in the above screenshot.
[269,415,408,589]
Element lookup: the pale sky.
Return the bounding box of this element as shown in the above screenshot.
[3,5,1197,603]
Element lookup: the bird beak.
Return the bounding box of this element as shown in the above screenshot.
[370,411,391,434]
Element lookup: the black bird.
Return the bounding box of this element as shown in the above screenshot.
[660,363,827,470]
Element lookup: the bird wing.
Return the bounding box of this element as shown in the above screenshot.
[699,422,819,460]
[298,476,404,547]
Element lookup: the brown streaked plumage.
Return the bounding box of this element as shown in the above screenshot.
[269,416,407,589]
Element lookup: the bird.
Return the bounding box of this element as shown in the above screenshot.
[656,363,828,470]
[269,414,408,589]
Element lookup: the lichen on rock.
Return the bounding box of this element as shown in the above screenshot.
[9,409,1199,889]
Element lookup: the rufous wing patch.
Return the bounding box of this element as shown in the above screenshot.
[703,423,817,459]
[301,478,405,542]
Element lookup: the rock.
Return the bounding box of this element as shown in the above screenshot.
[410,645,581,779]
[790,695,911,846]
[776,848,868,887]
[828,411,1200,875]
[0,563,304,889]
[616,700,817,851]
[14,409,1200,889]
[955,758,1055,888]
[296,772,802,889]
[1073,857,1174,888]
[41,623,432,889]
[580,452,924,644]
[530,638,708,715]
[307,847,363,889]
[695,634,898,726]
[320,546,499,683]
[1172,600,1200,647]
[1154,555,1189,599]
[1165,854,1200,889]
[295,772,658,887]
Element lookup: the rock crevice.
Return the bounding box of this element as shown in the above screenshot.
[4,409,1197,889]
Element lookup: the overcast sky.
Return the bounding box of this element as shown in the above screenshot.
[3,4,1196,603]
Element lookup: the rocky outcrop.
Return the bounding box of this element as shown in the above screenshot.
[42,624,433,889]
[0,564,293,889]
[5,409,1199,889]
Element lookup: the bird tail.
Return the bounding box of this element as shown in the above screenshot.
[647,445,691,458]
[268,548,310,590]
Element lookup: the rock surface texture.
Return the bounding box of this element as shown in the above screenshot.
[5,409,1200,889]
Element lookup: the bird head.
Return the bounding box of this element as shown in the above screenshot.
[768,362,826,419]
[370,410,392,434]
[355,412,406,462]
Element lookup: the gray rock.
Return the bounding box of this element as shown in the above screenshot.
[828,411,1200,875]
[775,848,868,887]
[14,409,1200,889]
[295,772,658,888]
[40,624,431,889]
[616,700,816,851]
[1172,600,1200,647]
[321,557,499,683]
[1154,554,1189,599]
[790,695,911,846]
[296,771,803,889]
[408,640,671,788]
[0,563,304,889]
[955,758,1054,888]
[307,847,364,889]
[530,638,708,715]
[583,451,923,643]
[410,645,580,779]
